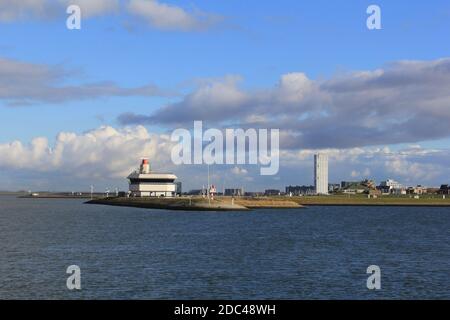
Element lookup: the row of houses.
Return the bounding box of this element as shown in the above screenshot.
[338,179,450,196]
[439,185,450,195]
[185,181,450,197]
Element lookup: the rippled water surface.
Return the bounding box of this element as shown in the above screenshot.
[1,195,450,299]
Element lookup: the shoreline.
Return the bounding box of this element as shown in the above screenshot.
[291,195,450,207]
[19,195,94,199]
[13,193,450,209]
[300,203,450,207]
[86,196,303,211]
[86,197,250,211]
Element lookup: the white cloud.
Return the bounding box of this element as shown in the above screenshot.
[0,0,52,21]
[0,56,166,106]
[275,72,315,104]
[231,166,248,175]
[0,0,119,21]
[350,170,360,178]
[384,156,441,183]
[2,128,448,190]
[277,145,450,186]
[127,0,222,31]
[363,168,371,176]
[349,168,371,178]
[0,126,174,180]
[120,58,450,149]
[62,0,119,18]
[0,0,221,31]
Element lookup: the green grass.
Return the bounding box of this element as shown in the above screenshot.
[288,194,450,206]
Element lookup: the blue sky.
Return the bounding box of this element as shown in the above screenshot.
[1,0,450,191]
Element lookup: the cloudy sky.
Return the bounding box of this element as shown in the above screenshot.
[1,0,450,192]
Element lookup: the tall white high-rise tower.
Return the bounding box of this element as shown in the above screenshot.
[314,154,328,195]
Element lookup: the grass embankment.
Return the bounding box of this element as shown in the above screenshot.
[86,196,303,211]
[229,197,302,208]
[86,196,250,211]
[290,194,450,206]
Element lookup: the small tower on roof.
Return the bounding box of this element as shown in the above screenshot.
[140,158,151,174]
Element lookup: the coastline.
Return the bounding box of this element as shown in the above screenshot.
[86,197,250,211]
[292,195,450,207]
[86,196,303,211]
[13,193,450,209]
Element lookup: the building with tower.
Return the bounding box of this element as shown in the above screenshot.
[127,159,178,197]
[314,154,329,195]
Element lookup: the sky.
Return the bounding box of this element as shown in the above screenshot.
[1,0,450,192]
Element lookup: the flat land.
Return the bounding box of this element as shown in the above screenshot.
[87,197,250,211]
[86,196,303,211]
[18,192,104,199]
[231,197,302,209]
[290,195,450,207]
[14,192,450,209]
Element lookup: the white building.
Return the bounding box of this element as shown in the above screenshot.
[128,159,178,197]
[314,154,329,195]
[380,179,403,190]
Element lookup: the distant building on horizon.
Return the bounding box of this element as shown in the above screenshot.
[380,179,403,190]
[379,179,406,194]
[175,182,182,195]
[328,183,340,193]
[225,188,244,197]
[439,184,450,195]
[341,180,375,194]
[286,185,315,196]
[186,189,203,195]
[265,189,281,196]
[341,181,359,189]
[314,154,329,195]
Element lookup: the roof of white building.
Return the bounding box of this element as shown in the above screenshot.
[127,172,177,180]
